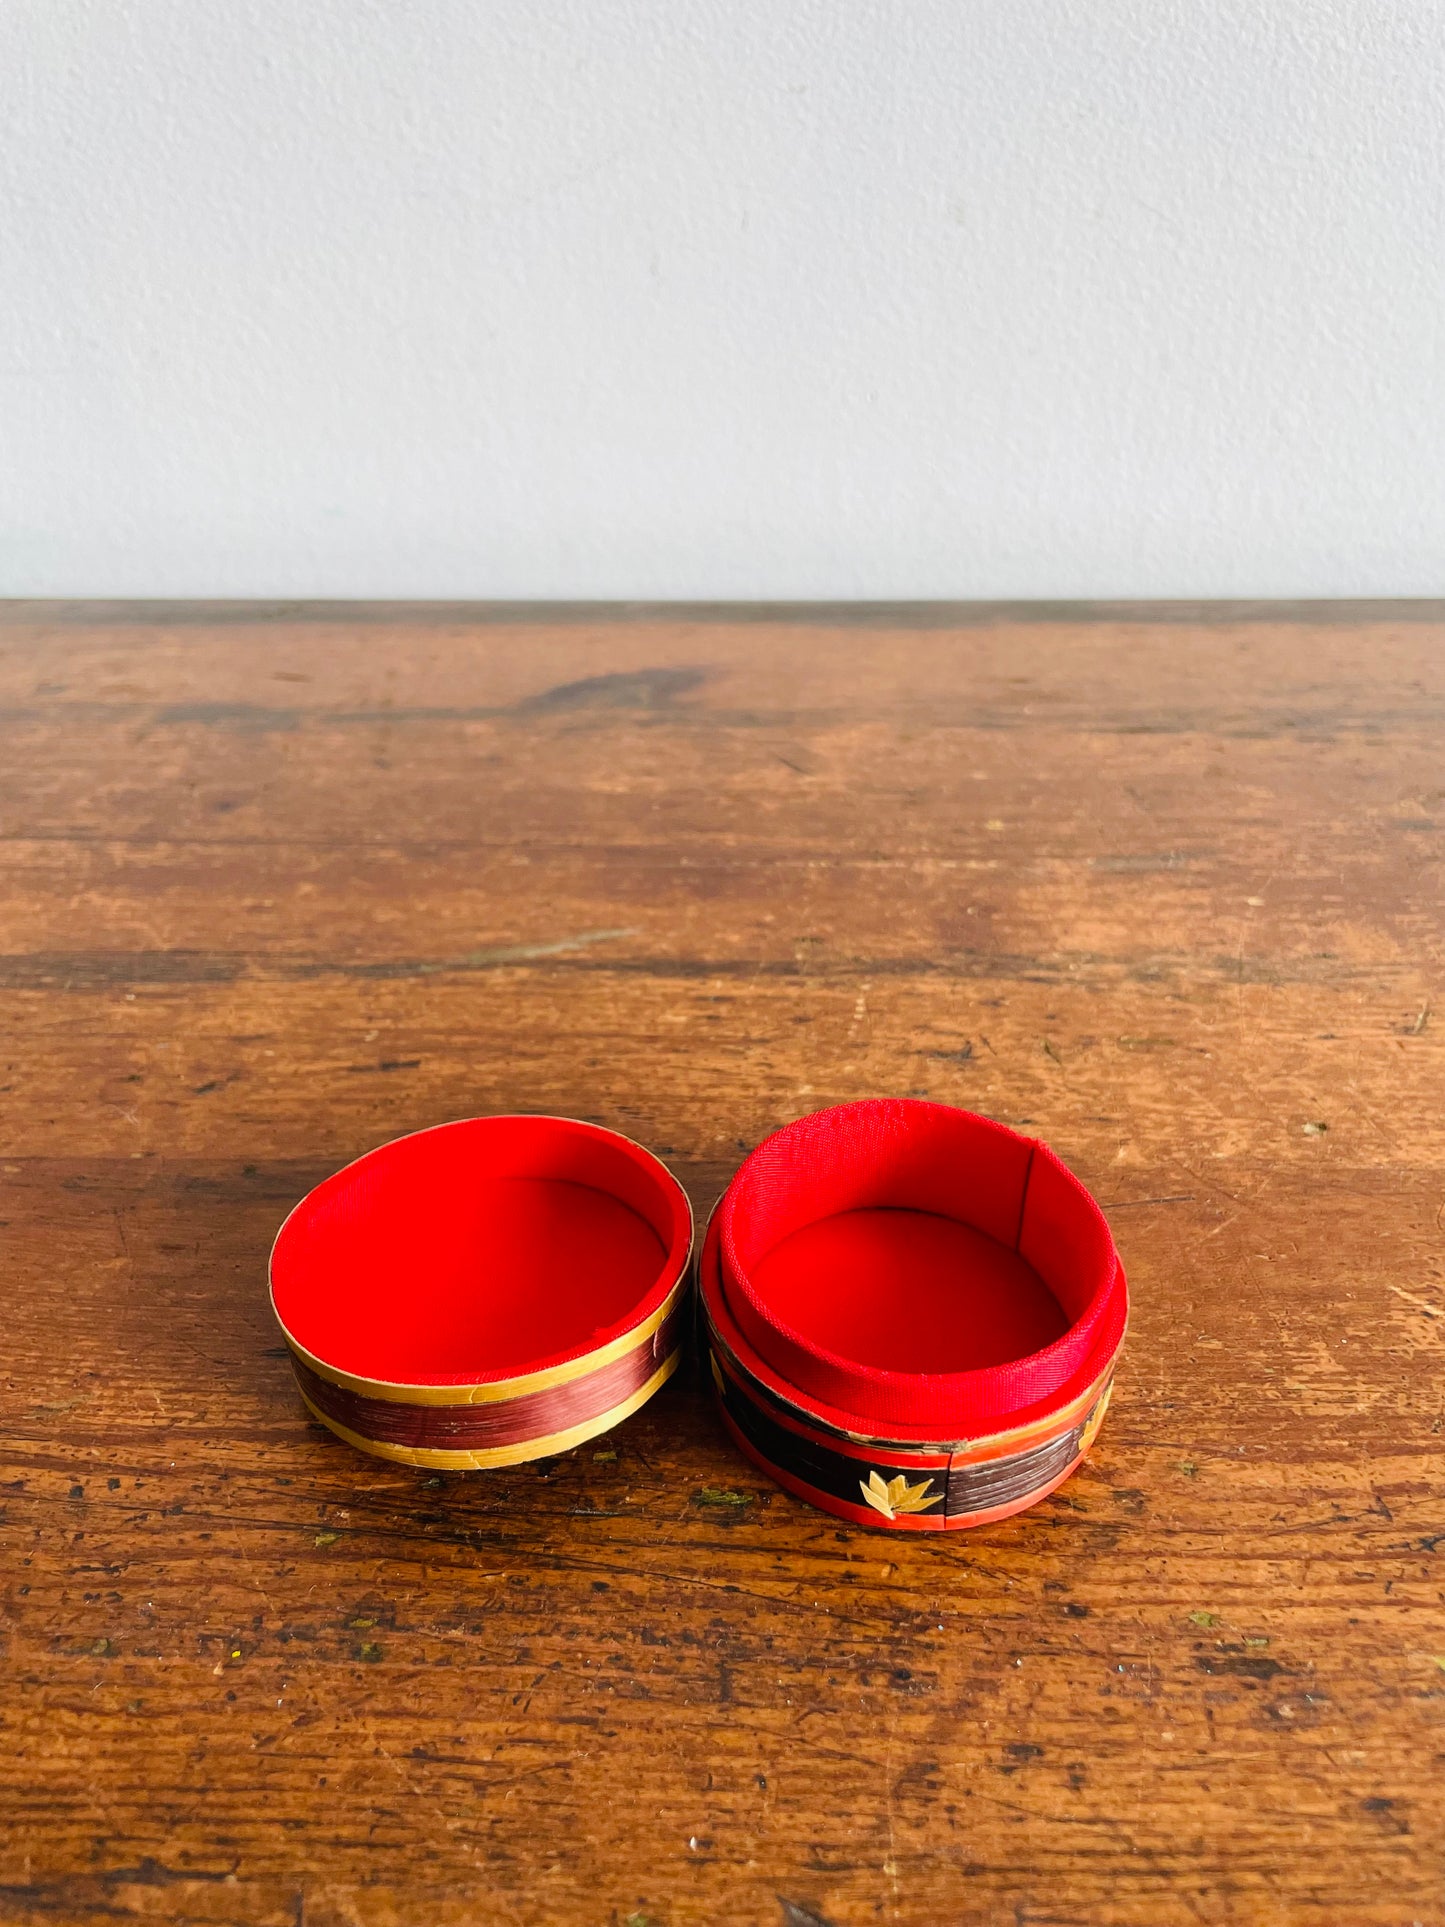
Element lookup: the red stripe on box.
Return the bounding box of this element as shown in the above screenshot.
[291,1298,683,1453]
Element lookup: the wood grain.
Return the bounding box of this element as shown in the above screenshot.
[0,601,1442,1926]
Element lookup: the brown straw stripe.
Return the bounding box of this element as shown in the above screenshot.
[291,1297,684,1452]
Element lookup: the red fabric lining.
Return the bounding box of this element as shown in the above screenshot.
[270,1116,691,1385]
[701,1207,1124,1447]
[716,1100,1125,1431]
[747,1208,1069,1373]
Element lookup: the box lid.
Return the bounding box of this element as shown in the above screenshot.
[270,1115,693,1468]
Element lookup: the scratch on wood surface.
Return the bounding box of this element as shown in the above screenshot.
[408,929,639,969]
[1103,1194,1195,1208]
[1388,1284,1443,1319]
[512,666,709,713]
[778,1900,840,1927]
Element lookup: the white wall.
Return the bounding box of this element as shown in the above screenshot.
[2,1,1443,600]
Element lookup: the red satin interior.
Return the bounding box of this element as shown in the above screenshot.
[271,1116,691,1385]
[700,1209,1124,1448]
[718,1099,1123,1431]
[749,1208,1068,1373]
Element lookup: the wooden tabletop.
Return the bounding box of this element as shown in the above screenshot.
[2,602,1442,1927]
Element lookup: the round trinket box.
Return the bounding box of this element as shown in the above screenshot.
[270,1115,693,1468]
[700,1099,1126,1530]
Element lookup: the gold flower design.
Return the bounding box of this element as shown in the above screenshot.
[859,1468,941,1521]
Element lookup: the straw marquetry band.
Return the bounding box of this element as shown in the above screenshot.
[280,1277,686,1406]
[707,1334,1114,1531]
[290,1290,685,1467]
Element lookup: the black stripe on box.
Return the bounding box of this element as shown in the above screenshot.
[712,1347,1099,1522]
